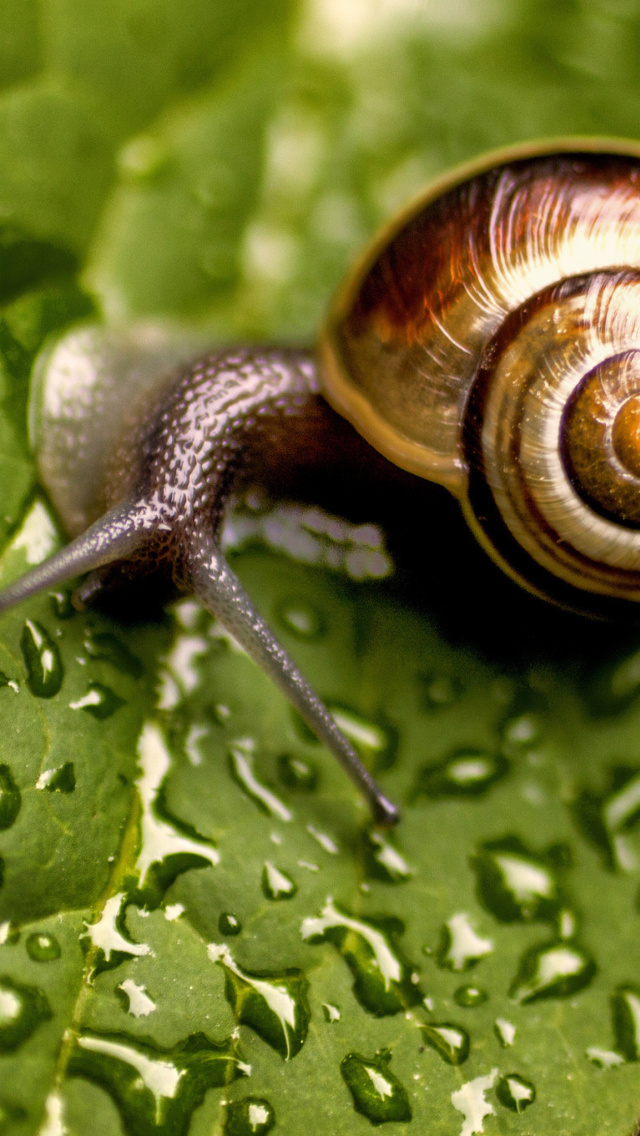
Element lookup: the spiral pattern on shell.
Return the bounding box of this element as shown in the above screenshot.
[321,142,640,610]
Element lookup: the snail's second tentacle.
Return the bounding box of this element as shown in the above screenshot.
[189,533,399,826]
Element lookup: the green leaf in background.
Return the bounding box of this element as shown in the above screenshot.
[1,2,640,1135]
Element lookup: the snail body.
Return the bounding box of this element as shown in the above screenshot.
[5,138,640,819]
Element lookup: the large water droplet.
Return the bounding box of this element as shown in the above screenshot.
[340,1051,412,1125]
[21,620,63,697]
[0,766,20,829]
[362,830,413,884]
[421,1022,470,1065]
[208,943,310,1060]
[277,598,324,641]
[472,837,563,923]
[219,912,242,937]
[277,754,319,793]
[0,976,51,1050]
[611,985,640,1061]
[69,682,125,719]
[437,913,493,971]
[510,940,597,1003]
[224,1097,275,1135]
[454,986,488,1008]
[496,1074,536,1113]
[414,748,508,800]
[301,897,422,1015]
[451,1069,497,1136]
[229,739,292,821]
[67,1029,247,1135]
[573,765,640,872]
[83,631,143,677]
[262,862,297,900]
[36,762,75,793]
[26,932,60,962]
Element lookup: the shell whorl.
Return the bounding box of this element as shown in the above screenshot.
[321,142,640,609]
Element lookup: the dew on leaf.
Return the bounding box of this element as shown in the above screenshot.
[501,714,542,754]
[82,893,152,976]
[0,975,51,1050]
[496,1074,535,1113]
[472,837,563,923]
[67,1029,247,1136]
[49,589,75,619]
[208,942,310,1060]
[229,739,292,821]
[224,1096,275,1136]
[510,939,597,1003]
[454,986,488,1008]
[69,681,125,719]
[422,1022,470,1065]
[262,862,297,900]
[0,765,20,829]
[306,824,338,854]
[219,912,242,936]
[586,1047,625,1068]
[277,754,319,793]
[340,1051,412,1125]
[83,631,143,677]
[21,619,63,697]
[301,897,422,1015]
[164,903,184,922]
[451,1069,497,1136]
[494,1018,516,1047]
[117,978,156,1018]
[26,932,60,962]
[573,765,640,872]
[437,913,493,971]
[277,598,324,640]
[419,671,463,709]
[323,1001,341,1022]
[362,830,413,883]
[36,762,75,793]
[135,723,219,903]
[414,748,508,800]
[611,984,640,1061]
[184,722,208,766]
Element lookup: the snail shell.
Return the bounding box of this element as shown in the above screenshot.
[320,138,640,611]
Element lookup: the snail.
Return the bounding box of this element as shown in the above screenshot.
[4,136,640,824]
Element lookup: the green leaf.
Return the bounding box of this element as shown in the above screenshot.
[1,3,640,1135]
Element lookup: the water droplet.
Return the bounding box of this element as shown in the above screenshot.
[0,976,51,1050]
[49,589,74,619]
[0,766,20,829]
[362,830,413,884]
[208,943,310,1060]
[510,940,597,1003]
[224,1097,276,1136]
[277,754,319,793]
[496,1074,536,1113]
[472,837,563,923]
[117,978,156,1018]
[414,748,508,800]
[322,1002,341,1022]
[420,671,463,709]
[573,765,640,872]
[135,723,219,905]
[611,985,640,1061]
[262,862,297,900]
[219,912,242,936]
[586,1047,625,1068]
[451,1069,497,1136]
[454,986,488,1008]
[277,598,324,640]
[293,704,397,772]
[437,913,493,971]
[83,631,143,677]
[229,739,292,821]
[25,932,60,962]
[21,620,63,697]
[301,897,422,1015]
[69,681,125,719]
[421,1022,470,1065]
[36,762,75,793]
[494,1019,516,1047]
[340,1052,412,1125]
[82,893,152,976]
[67,1029,247,1135]
[501,714,542,754]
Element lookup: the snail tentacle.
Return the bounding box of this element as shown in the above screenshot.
[190,535,399,826]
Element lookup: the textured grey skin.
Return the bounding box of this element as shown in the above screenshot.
[0,345,399,825]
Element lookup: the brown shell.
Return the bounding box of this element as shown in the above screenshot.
[320,137,640,501]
